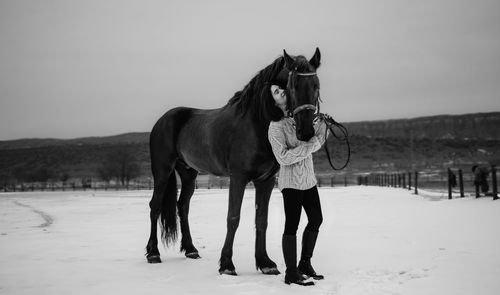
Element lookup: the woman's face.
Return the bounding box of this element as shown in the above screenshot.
[270,85,286,107]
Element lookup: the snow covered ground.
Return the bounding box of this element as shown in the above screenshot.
[1,186,499,295]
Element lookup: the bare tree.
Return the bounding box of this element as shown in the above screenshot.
[98,148,140,187]
[60,171,70,190]
[0,172,11,192]
[97,163,114,184]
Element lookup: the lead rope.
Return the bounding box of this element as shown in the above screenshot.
[285,70,350,170]
[317,112,351,171]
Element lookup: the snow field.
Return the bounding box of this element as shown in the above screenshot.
[0,187,499,295]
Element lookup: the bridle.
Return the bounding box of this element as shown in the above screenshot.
[287,70,319,117]
[285,68,351,171]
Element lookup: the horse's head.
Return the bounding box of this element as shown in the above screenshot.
[282,48,321,142]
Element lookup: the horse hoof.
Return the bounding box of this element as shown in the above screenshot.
[260,267,280,275]
[219,269,237,276]
[185,252,201,259]
[147,255,162,263]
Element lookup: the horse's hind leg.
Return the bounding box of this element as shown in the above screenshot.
[146,175,168,263]
[176,161,200,259]
[146,161,177,263]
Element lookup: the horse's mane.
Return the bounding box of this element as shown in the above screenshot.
[225,55,314,124]
[225,57,286,120]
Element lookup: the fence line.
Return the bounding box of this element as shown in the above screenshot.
[1,174,360,192]
[360,165,498,200]
[3,167,497,199]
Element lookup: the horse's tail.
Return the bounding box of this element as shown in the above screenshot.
[151,106,194,247]
[160,170,179,246]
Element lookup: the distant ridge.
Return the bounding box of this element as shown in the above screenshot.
[0,132,148,150]
[1,112,499,179]
[343,112,500,140]
[1,112,499,150]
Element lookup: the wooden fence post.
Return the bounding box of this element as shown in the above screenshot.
[475,181,480,198]
[458,169,464,198]
[408,172,412,190]
[414,171,418,195]
[447,168,453,200]
[492,165,498,201]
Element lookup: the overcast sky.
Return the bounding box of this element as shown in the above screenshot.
[1,0,499,140]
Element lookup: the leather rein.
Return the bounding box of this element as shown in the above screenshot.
[287,70,351,171]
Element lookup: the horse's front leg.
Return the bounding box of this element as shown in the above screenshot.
[219,174,247,275]
[254,176,280,275]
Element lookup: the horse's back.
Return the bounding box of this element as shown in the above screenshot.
[151,106,217,140]
[150,105,276,180]
[150,107,224,173]
[176,108,233,175]
[149,107,199,171]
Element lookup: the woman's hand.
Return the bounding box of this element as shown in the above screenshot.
[318,113,333,123]
[314,119,329,142]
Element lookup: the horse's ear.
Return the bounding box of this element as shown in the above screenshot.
[283,49,295,70]
[309,47,321,69]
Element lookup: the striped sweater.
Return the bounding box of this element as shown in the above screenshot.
[268,117,327,191]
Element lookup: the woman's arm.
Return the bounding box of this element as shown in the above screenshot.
[268,123,321,166]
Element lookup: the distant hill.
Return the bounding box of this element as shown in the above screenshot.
[0,112,499,184]
[0,132,148,150]
[1,112,498,151]
[344,112,500,140]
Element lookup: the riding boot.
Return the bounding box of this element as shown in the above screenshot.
[298,230,324,280]
[282,235,314,286]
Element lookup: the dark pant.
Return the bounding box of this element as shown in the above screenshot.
[282,186,323,235]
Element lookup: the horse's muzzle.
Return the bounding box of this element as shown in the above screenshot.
[296,121,315,142]
[297,130,314,142]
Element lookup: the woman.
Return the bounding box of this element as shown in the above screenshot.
[267,84,329,286]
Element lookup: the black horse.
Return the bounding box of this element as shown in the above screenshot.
[146,48,322,275]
